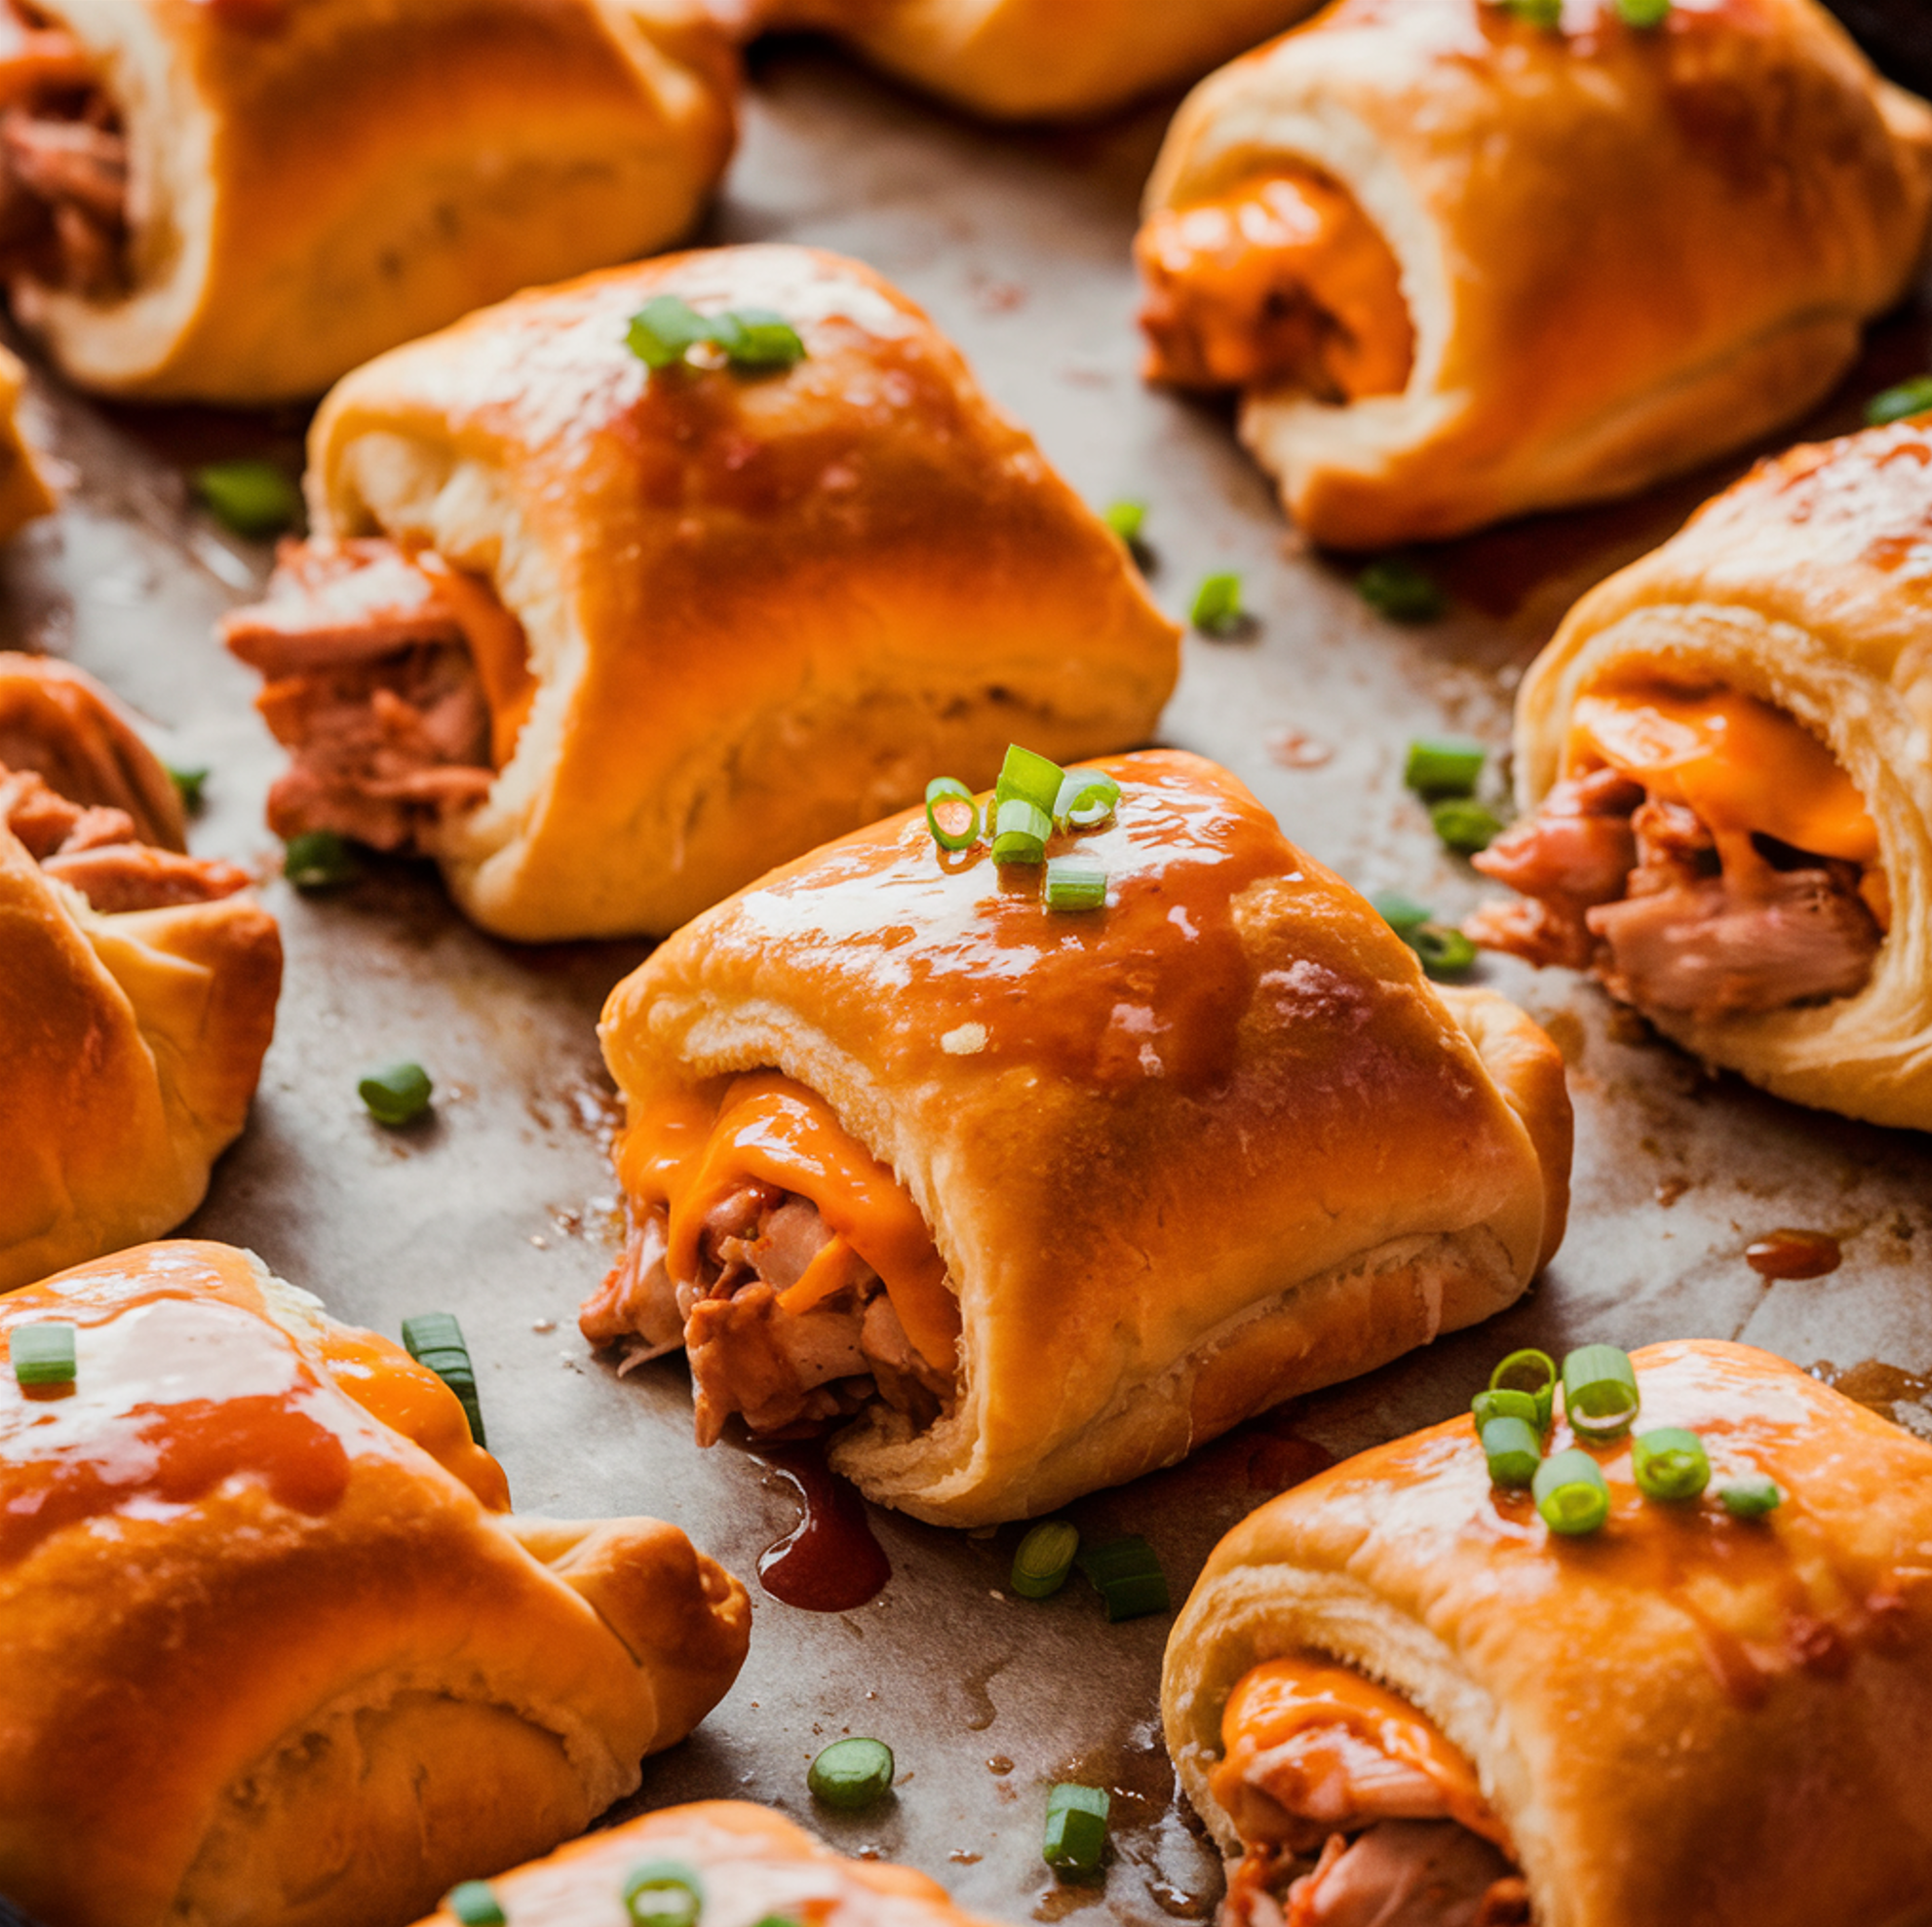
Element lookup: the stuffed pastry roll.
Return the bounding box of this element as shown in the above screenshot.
[414,1801,1003,1927]
[1163,1338,1932,1927]
[1137,0,1932,547]
[0,342,53,540]
[726,0,1320,123]
[221,244,1179,942]
[0,1240,753,1927]
[0,0,737,402]
[1468,413,1932,1130]
[583,748,1571,1526]
[0,653,280,1292]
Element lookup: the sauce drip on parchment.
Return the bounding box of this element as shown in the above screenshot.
[1745,1228,1842,1280]
[754,1440,890,1610]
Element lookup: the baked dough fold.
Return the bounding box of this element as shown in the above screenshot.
[0,1241,752,1927]
[593,749,1570,1525]
[1163,1339,1932,1927]
[0,343,53,541]
[1140,0,1932,547]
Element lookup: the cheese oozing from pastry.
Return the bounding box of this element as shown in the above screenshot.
[1469,684,1885,1023]
[1214,1658,1527,1927]
[1136,171,1413,401]
[583,1072,960,1446]
[220,539,537,853]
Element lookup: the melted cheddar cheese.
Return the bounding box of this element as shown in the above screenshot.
[615,1073,960,1372]
[1136,171,1413,399]
[414,550,538,771]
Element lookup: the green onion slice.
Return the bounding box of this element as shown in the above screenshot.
[1866,375,1932,428]
[12,1320,76,1388]
[1054,768,1121,829]
[1430,797,1504,855]
[402,1310,485,1447]
[1481,1414,1543,1489]
[1011,1520,1079,1599]
[1631,1427,1710,1502]
[1044,857,1107,913]
[445,1882,507,1926]
[1371,890,1433,941]
[1190,570,1244,635]
[1562,1345,1640,1443]
[924,777,981,853]
[807,1736,895,1810]
[1532,1447,1611,1536]
[1719,1474,1783,1520]
[1614,0,1670,21]
[991,796,1053,866]
[711,306,806,369]
[1472,1387,1541,1431]
[167,763,210,810]
[1357,558,1448,624]
[1404,737,1486,797]
[1412,924,1477,977]
[1103,500,1146,544]
[995,744,1065,815]
[193,457,303,539]
[625,295,715,369]
[1490,1349,1558,1431]
[360,1060,433,1129]
[1042,1783,1111,1875]
[622,1860,704,1927]
[283,829,359,891]
[1503,0,1562,23]
[1077,1534,1169,1621]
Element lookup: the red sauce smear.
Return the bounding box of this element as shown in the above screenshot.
[1745,1229,1842,1280]
[753,1441,890,1611]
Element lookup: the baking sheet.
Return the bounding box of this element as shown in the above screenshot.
[8,35,1932,1923]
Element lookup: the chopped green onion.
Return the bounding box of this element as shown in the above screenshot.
[750,1919,799,1927]
[1412,924,1477,977]
[991,796,1053,866]
[924,776,981,853]
[1472,1387,1542,1432]
[1011,1520,1080,1599]
[1357,559,1448,623]
[1865,375,1932,428]
[708,306,806,369]
[1562,1345,1640,1443]
[166,763,210,810]
[1077,1534,1169,1621]
[1632,1427,1710,1502]
[1371,890,1433,941]
[625,295,715,369]
[402,1310,485,1447]
[1719,1474,1783,1520]
[625,295,805,373]
[1404,737,1486,797]
[807,1737,895,1810]
[192,458,302,539]
[360,1060,433,1128]
[1042,1783,1111,1875]
[1533,1447,1611,1536]
[1501,0,1562,23]
[445,1883,507,1926]
[12,1321,76,1388]
[1481,1414,1543,1488]
[1044,857,1107,912]
[1103,500,1147,544]
[1054,768,1121,829]
[1430,798,1504,855]
[1490,1349,1558,1431]
[995,744,1065,815]
[622,1861,704,1927]
[1190,570,1245,636]
[283,829,360,891]
[1614,0,1669,20]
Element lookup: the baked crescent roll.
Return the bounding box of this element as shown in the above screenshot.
[582,748,1571,1526]
[0,342,53,540]
[0,0,737,402]
[1467,414,1932,1130]
[220,244,1179,942]
[412,1800,1002,1927]
[730,0,1320,122]
[1137,0,1932,548]
[1164,1338,1932,1927]
[0,653,281,1293]
[0,1240,753,1927]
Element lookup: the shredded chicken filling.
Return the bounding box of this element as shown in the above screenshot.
[580,1073,960,1447]
[1469,686,1884,1025]
[1215,1659,1528,1927]
[221,539,536,854]
[0,0,126,297]
[1137,171,1413,401]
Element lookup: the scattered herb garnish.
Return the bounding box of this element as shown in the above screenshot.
[1496,0,1563,24]
[1077,1534,1169,1621]
[166,763,210,811]
[1865,375,1932,428]
[1481,1413,1543,1488]
[1404,737,1486,797]
[1044,856,1107,912]
[808,1737,896,1810]
[1563,1344,1641,1444]
[1369,890,1476,979]
[924,776,980,852]
[283,829,360,891]
[1632,1427,1710,1501]
[402,1310,484,1445]
[1719,1474,1783,1519]
[1490,1349,1558,1431]
[1534,1447,1610,1535]
[1103,500,1147,545]
[192,458,302,539]
[622,1861,704,1927]
[1429,796,1504,855]
[360,1060,434,1129]
[1190,570,1245,636]
[445,1882,507,1926]
[1358,559,1448,624]
[11,1321,76,1388]
[1043,1784,1111,1875]
[1011,1520,1080,1599]
[625,295,806,373]
[1614,0,1670,22]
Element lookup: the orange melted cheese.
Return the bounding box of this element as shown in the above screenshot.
[1568,686,1878,867]
[1214,1657,1508,1852]
[411,549,537,772]
[615,1073,961,1372]
[1136,172,1413,399]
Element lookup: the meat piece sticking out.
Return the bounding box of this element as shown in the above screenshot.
[1283,1823,1527,1927]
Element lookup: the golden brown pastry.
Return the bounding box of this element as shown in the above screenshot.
[0,0,737,402]
[1163,1338,1932,1927]
[0,1240,753,1927]
[221,244,1179,943]
[724,0,1321,122]
[1137,0,1932,547]
[411,1800,1004,1927]
[0,341,53,539]
[582,748,1571,1526]
[1468,413,1932,1130]
[0,653,281,1293]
